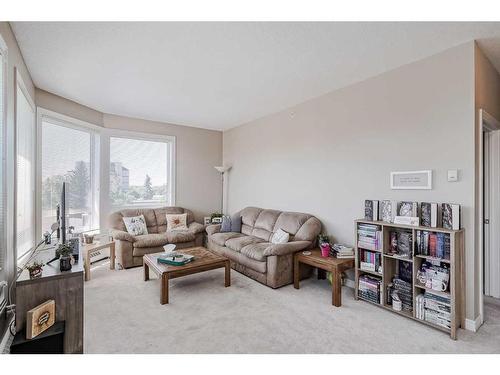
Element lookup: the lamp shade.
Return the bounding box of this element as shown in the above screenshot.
[214,166,232,173]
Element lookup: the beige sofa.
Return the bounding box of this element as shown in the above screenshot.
[108,207,205,269]
[206,207,322,288]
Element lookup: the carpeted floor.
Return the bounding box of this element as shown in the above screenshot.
[84,260,500,354]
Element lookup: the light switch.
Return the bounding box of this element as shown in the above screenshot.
[448,169,458,182]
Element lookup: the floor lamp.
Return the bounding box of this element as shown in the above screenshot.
[214,165,232,214]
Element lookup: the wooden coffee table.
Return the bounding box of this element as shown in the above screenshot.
[143,247,231,305]
[294,249,354,307]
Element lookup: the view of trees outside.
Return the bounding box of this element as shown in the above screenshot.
[109,137,169,207]
[42,122,92,233]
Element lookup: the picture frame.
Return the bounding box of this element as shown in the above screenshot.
[212,217,223,224]
[390,170,432,190]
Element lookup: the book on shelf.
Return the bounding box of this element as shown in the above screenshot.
[388,230,412,258]
[442,203,460,230]
[397,201,418,217]
[392,277,413,312]
[380,200,397,223]
[358,274,382,304]
[364,200,379,221]
[422,291,451,329]
[359,249,382,273]
[416,231,450,260]
[357,223,382,251]
[420,202,438,228]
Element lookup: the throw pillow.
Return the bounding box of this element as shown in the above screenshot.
[230,215,242,232]
[166,213,188,231]
[219,215,242,233]
[123,215,149,236]
[220,216,232,233]
[271,228,289,244]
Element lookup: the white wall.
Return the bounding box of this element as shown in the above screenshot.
[0,21,36,341]
[223,42,477,320]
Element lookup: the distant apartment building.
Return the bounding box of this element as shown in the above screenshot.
[110,162,130,191]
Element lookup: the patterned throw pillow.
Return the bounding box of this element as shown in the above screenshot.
[123,215,149,236]
[271,228,290,244]
[220,216,232,233]
[166,213,188,231]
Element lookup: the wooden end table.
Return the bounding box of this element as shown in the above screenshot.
[82,240,116,281]
[294,249,354,307]
[143,247,230,305]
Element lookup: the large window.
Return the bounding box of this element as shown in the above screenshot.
[109,136,173,208]
[41,117,98,235]
[15,74,35,259]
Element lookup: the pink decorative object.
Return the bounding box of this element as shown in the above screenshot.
[320,243,330,257]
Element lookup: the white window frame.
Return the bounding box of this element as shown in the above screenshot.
[102,128,176,225]
[36,108,101,239]
[0,35,7,283]
[15,69,36,262]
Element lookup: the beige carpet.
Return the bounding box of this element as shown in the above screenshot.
[84,261,500,354]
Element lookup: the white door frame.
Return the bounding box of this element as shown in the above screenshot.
[478,108,500,325]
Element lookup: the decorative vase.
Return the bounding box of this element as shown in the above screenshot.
[59,255,72,272]
[320,243,330,257]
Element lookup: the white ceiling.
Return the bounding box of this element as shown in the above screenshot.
[11,22,500,130]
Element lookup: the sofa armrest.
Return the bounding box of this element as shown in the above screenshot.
[206,224,221,236]
[110,229,136,243]
[263,241,312,257]
[188,222,205,234]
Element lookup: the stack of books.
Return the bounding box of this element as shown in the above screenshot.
[357,224,381,251]
[359,249,382,273]
[423,291,451,329]
[330,244,354,259]
[392,277,413,312]
[416,231,450,259]
[358,274,382,304]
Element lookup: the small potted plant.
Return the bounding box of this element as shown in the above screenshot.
[56,243,73,272]
[318,234,331,257]
[26,261,44,279]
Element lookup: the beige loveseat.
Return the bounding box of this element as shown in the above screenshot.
[206,207,322,288]
[108,207,205,269]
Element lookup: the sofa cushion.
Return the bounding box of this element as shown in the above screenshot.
[222,247,267,273]
[225,235,265,252]
[241,242,273,261]
[133,233,168,248]
[123,215,149,236]
[210,232,245,247]
[166,231,196,243]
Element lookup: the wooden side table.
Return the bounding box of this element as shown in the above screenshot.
[294,249,354,307]
[82,241,116,281]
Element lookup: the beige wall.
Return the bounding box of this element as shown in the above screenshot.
[0,22,36,336]
[224,42,478,321]
[36,88,104,126]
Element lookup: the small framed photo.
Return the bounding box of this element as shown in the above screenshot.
[204,217,211,225]
[390,170,432,190]
[212,217,223,224]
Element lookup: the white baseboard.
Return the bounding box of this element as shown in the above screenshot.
[465,315,482,332]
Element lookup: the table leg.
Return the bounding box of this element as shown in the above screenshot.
[143,262,150,281]
[161,274,169,305]
[332,268,342,307]
[84,250,90,282]
[293,255,300,289]
[225,261,231,287]
[109,243,115,270]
